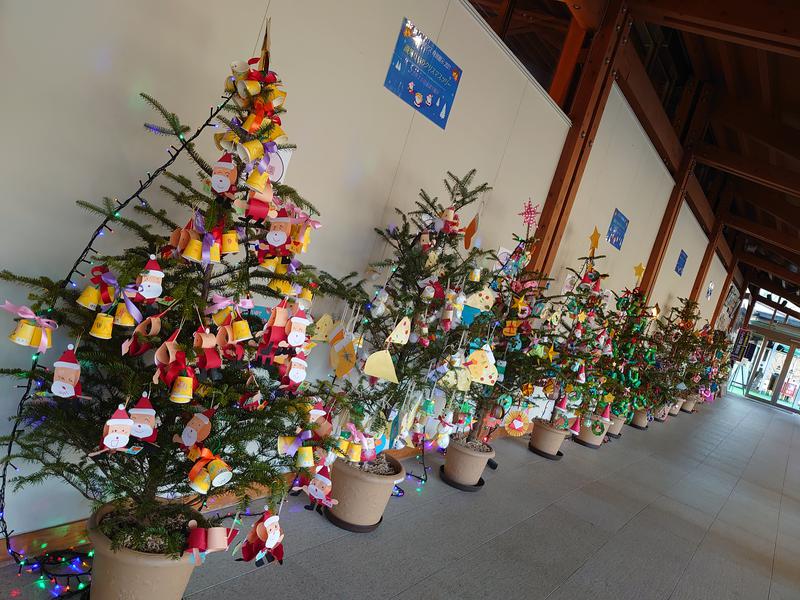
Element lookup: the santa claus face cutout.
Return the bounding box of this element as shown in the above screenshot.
[181,411,213,447]
[136,255,164,300]
[307,472,332,501]
[102,405,133,450]
[256,514,283,549]
[286,313,310,347]
[51,344,81,398]
[287,357,307,386]
[211,153,237,194]
[265,220,291,250]
[129,392,158,441]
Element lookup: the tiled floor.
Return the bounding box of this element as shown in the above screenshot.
[3,393,800,599]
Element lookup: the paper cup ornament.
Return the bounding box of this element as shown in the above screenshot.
[221,231,240,254]
[8,319,36,346]
[189,468,211,494]
[363,349,398,384]
[76,286,101,310]
[211,153,237,194]
[102,404,134,451]
[89,313,114,340]
[231,317,253,343]
[295,445,314,468]
[207,458,233,486]
[245,169,270,193]
[237,79,261,98]
[346,442,362,463]
[129,392,158,442]
[182,238,203,263]
[211,305,233,327]
[298,287,313,309]
[114,302,136,327]
[170,375,195,404]
[51,344,82,399]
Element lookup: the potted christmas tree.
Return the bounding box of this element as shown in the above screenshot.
[442,202,551,489]
[0,36,357,599]
[318,171,492,529]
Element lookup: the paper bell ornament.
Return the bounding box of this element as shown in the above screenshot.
[236,79,261,98]
[277,435,295,455]
[387,317,411,345]
[217,131,239,152]
[221,231,240,254]
[211,305,232,327]
[295,446,314,468]
[231,318,253,342]
[189,468,211,494]
[346,442,362,463]
[363,349,398,383]
[207,458,233,487]
[8,319,36,346]
[170,375,194,404]
[113,302,136,327]
[182,238,203,263]
[245,169,270,193]
[237,139,265,163]
[242,112,264,133]
[335,437,350,457]
[468,267,482,282]
[89,313,114,340]
[298,287,313,309]
[76,286,101,310]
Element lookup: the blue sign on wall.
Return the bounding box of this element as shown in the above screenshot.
[675,250,688,276]
[384,18,462,129]
[605,208,629,250]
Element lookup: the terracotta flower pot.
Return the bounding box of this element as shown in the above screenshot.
[87,504,195,600]
[681,395,698,413]
[529,419,569,459]
[629,409,649,430]
[442,438,495,489]
[668,398,685,415]
[575,415,610,449]
[325,454,405,533]
[606,413,626,438]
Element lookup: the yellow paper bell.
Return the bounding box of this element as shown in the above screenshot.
[76,286,101,310]
[218,131,239,152]
[347,442,362,463]
[209,242,221,264]
[469,268,482,282]
[181,238,203,263]
[259,256,280,271]
[295,446,314,468]
[170,375,194,404]
[223,76,236,94]
[89,313,114,340]
[211,306,232,327]
[189,468,211,495]
[221,231,240,254]
[335,437,350,457]
[267,88,287,108]
[114,303,136,327]
[298,287,313,308]
[231,318,253,343]
[207,458,233,487]
[236,79,261,98]
[237,139,264,163]
[242,113,264,133]
[277,435,295,455]
[8,320,36,346]
[267,124,288,143]
[245,169,270,193]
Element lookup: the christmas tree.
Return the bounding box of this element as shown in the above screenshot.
[651,298,704,408]
[0,38,358,560]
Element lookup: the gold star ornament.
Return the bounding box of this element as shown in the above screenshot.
[633,262,645,283]
[589,227,601,255]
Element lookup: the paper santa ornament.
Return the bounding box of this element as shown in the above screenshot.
[294,465,338,511]
[135,255,164,301]
[176,409,215,448]
[263,209,293,257]
[102,405,134,451]
[51,344,81,399]
[282,353,308,392]
[211,153,238,194]
[239,510,284,566]
[129,392,158,443]
[285,309,311,348]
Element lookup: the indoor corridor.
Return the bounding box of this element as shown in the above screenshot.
[5,394,795,600]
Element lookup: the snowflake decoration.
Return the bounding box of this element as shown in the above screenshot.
[519,200,540,228]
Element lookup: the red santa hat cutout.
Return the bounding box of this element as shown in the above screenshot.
[51,344,81,399]
[129,392,158,443]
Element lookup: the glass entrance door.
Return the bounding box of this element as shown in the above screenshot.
[745,339,791,402]
[777,347,800,410]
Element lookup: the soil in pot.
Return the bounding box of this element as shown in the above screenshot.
[443,436,495,488]
[88,503,200,600]
[529,419,568,458]
[326,453,405,532]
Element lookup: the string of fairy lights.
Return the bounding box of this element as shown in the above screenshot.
[0,94,234,597]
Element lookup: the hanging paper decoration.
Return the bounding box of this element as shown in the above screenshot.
[129,392,158,443]
[293,465,338,514]
[465,344,498,386]
[3,301,57,353]
[101,405,134,452]
[311,313,334,342]
[387,316,411,345]
[503,409,531,436]
[175,408,215,449]
[363,349,399,384]
[185,519,237,565]
[238,510,284,566]
[51,344,82,399]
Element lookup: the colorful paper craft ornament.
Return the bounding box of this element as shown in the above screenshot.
[504,409,531,436]
[101,404,134,451]
[175,408,215,448]
[311,313,334,342]
[387,316,411,345]
[363,349,398,383]
[239,510,284,567]
[293,465,338,514]
[465,344,498,386]
[51,344,81,399]
[129,392,158,443]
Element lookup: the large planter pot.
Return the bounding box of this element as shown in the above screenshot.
[325,454,405,533]
[442,438,495,490]
[681,394,698,413]
[668,398,685,415]
[88,504,195,600]
[628,409,649,430]
[606,413,626,438]
[529,419,569,460]
[653,406,670,423]
[574,415,610,449]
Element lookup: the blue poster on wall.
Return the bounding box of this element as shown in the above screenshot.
[384,18,462,129]
[605,208,629,250]
[675,250,688,276]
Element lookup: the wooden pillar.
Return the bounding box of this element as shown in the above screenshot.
[710,259,737,329]
[690,221,723,302]
[531,0,630,273]
[491,0,517,37]
[549,18,587,108]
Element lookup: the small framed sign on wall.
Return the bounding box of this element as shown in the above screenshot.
[605,208,629,250]
[675,250,688,276]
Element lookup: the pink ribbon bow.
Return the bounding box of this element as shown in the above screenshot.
[1,301,58,353]
[204,294,255,315]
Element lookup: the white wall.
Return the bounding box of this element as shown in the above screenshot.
[699,254,728,324]
[549,84,675,293]
[0,0,568,534]
[649,200,709,313]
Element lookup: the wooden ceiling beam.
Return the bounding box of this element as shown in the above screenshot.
[549,17,587,107]
[629,0,800,58]
[723,214,800,257]
[734,181,800,225]
[695,144,800,198]
[749,273,800,302]
[685,173,715,233]
[737,251,800,289]
[554,0,608,31]
[711,97,800,160]
[753,292,800,322]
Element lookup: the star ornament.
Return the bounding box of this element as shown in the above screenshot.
[603,392,615,404]
[511,295,529,312]
[546,344,557,362]
[589,227,600,255]
[519,200,540,228]
[633,262,645,283]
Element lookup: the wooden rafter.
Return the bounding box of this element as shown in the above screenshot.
[711,97,800,160]
[724,214,800,257]
[629,0,800,58]
[549,17,586,107]
[554,0,608,31]
[737,251,800,289]
[695,144,800,198]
